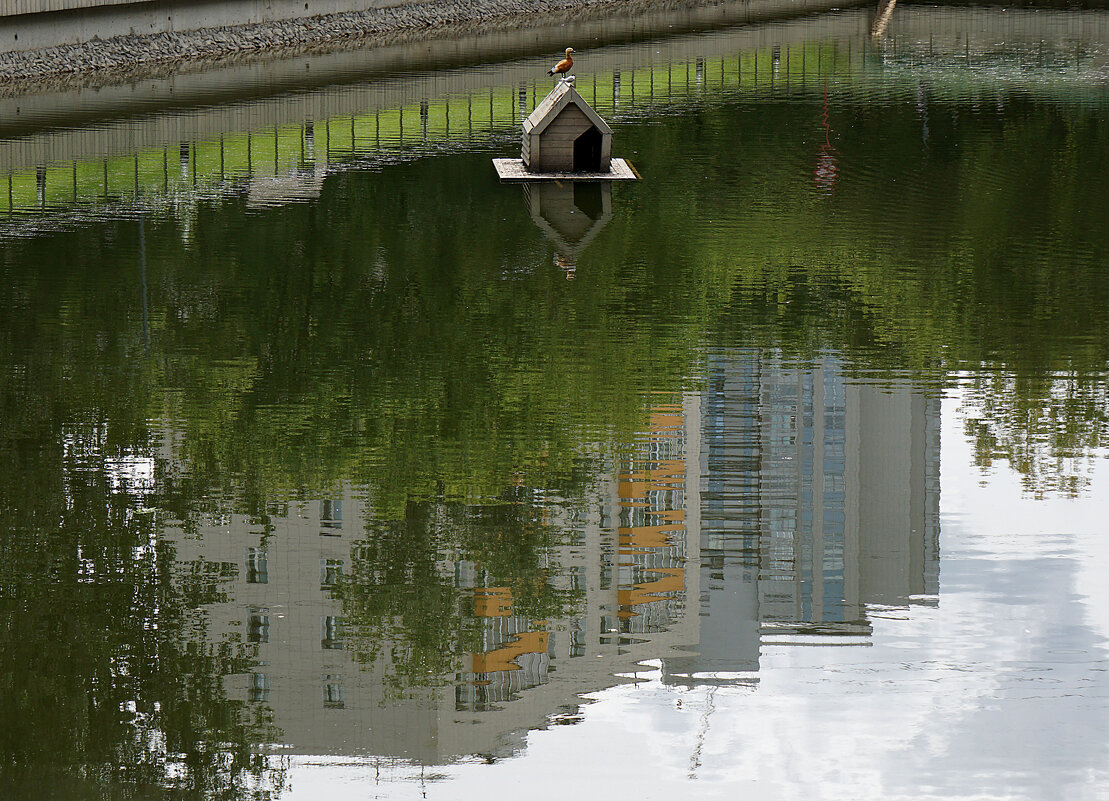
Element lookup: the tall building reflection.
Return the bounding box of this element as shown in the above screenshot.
[160,350,938,763]
[664,350,939,685]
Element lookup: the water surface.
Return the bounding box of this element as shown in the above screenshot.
[2,5,1109,800]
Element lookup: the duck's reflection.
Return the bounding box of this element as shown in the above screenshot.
[813,84,838,196]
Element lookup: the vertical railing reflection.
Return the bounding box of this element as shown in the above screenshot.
[2,40,865,220]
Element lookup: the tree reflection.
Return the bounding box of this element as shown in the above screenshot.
[0,442,285,798]
[2,66,1109,791]
[960,370,1108,497]
[341,492,584,695]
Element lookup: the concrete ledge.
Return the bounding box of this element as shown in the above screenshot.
[494,157,639,182]
[0,0,862,88]
[2,0,151,16]
[0,0,441,54]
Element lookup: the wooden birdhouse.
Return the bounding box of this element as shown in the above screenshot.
[521,81,612,173]
[493,77,637,182]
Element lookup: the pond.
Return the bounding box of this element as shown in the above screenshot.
[2,4,1108,799]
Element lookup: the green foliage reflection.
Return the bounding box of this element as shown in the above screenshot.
[2,71,1109,795]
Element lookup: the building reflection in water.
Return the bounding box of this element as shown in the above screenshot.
[162,348,938,765]
[449,398,700,758]
[664,350,939,687]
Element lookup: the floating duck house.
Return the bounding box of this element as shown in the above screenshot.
[523,81,611,173]
[493,79,638,181]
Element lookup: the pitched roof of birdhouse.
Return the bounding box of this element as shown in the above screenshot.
[523,82,613,137]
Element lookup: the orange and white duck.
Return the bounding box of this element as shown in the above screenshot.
[548,48,575,77]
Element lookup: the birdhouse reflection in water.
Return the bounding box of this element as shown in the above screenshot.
[523,181,612,279]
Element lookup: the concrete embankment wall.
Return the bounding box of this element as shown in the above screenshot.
[0,0,864,89]
[5,0,141,14]
[0,0,863,89]
[2,0,445,54]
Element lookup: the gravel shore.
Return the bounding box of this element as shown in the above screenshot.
[0,0,698,90]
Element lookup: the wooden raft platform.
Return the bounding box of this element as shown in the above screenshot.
[493,158,639,182]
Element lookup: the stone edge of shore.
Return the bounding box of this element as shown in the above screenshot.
[0,0,717,93]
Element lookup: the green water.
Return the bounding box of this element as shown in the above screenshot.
[3,6,1109,799]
